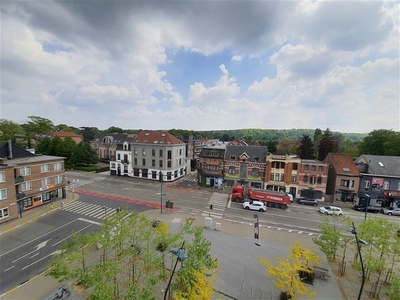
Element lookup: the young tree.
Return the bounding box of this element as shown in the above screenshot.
[318,128,335,161]
[0,119,25,143]
[259,242,320,299]
[297,135,315,159]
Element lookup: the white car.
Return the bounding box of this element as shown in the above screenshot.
[243,200,267,212]
[319,206,344,216]
[381,207,400,216]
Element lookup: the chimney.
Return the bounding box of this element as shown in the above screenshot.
[8,140,12,159]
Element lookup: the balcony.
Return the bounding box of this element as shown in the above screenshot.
[15,176,24,184]
[16,192,25,200]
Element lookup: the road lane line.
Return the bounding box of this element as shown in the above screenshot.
[52,224,93,247]
[4,265,15,272]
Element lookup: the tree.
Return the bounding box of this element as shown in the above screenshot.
[259,242,320,299]
[70,142,98,165]
[318,128,335,161]
[385,273,400,300]
[104,126,124,134]
[276,138,299,155]
[35,137,52,155]
[358,129,400,156]
[80,127,100,142]
[297,135,315,159]
[25,116,55,135]
[0,119,25,143]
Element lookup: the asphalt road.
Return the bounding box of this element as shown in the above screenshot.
[0,194,150,295]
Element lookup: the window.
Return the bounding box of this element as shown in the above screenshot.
[159,150,163,157]
[0,189,7,200]
[274,173,280,181]
[41,164,50,173]
[364,181,370,189]
[159,160,163,168]
[318,166,323,172]
[117,154,121,160]
[280,174,284,181]
[0,207,9,219]
[0,172,5,183]
[167,161,172,168]
[252,168,259,177]
[134,148,137,155]
[350,180,355,188]
[142,159,146,166]
[54,162,63,171]
[310,176,316,184]
[179,149,182,155]
[134,158,137,166]
[383,181,390,190]
[230,155,236,160]
[397,182,400,191]
[229,166,236,174]
[292,163,298,170]
[142,148,146,156]
[317,176,322,184]
[55,175,62,184]
[341,180,349,187]
[304,165,309,171]
[111,163,116,168]
[303,175,308,183]
[270,173,274,181]
[179,158,182,165]
[311,165,316,171]
[254,157,259,162]
[41,177,51,186]
[291,175,297,182]
[168,150,172,159]
[152,159,156,167]
[152,149,155,156]
[206,165,218,171]
[21,181,33,191]
[20,166,31,176]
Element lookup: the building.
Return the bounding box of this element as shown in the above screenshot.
[323,153,360,203]
[355,155,400,208]
[0,141,66,224]
[90,133,136,161]
[36,131,84,144]
[264,154,328,201]
[197,145,226,187]
[110,130,188,182]
[224,145,268,188]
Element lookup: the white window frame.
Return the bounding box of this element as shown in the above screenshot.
[41,177,51,186]
[383,181,390,190]
[364,181,370,189]
[21,181,33,191]
[54,175,63,185]
[0,207,9,219]
[0,189,7,200]
[0,172,5,183]
[20,166,31,176]
[54,162,63,172]
[41,164,50,173]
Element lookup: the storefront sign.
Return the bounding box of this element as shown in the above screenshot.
[383,191,400,198]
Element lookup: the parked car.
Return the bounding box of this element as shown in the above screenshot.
[297,198,318,206]
[319,206,344,216]
[381,207,400,216]
[243,200,267,212]
[353,205,380,213]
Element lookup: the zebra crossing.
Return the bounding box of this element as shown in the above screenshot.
[201,193,229,219]
[62,201,117,220]
[67,177,106,190]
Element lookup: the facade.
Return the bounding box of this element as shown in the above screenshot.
[90,133,136,161]
[323,153,360,203]
[355,155,400,208]
[224,145,268,188]
[264,154,328,200]
[197,146,226,187]
[110,131,188,182]
[0,141,66,224]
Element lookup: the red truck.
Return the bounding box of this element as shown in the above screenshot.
[231,185,291,210]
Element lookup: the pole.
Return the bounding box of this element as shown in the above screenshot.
[160,172,163,214]
[164,241,185,300]
[364,196,369,221]
[352,222,365,300]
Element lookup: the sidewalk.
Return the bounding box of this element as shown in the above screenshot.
[0,193,383,300]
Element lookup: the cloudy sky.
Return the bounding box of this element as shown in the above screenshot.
[1,1,399,133]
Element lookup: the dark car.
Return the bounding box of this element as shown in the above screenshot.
[353,205,380,213]
[297,198,318,206]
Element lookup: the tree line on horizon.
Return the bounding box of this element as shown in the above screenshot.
[1,116,399,160]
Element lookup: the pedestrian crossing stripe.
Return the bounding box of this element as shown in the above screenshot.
[62,201,116,219]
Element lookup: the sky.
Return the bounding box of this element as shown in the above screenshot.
[1,1,399,133]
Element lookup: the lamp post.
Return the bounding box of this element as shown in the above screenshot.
[160,171,163,214]
[348,222,368,300]
[364,194,370,221]
[164,241,186,300]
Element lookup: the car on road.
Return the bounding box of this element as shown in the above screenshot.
[319,206,344,216]
[242,200,267,212]
[353,205,380,213]
[297,198,318,206]
[380,207,400,216]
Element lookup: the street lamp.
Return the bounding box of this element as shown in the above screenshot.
[164,241,187,300]
[364,194,370,221]
[348,222,368,300]
[160,171,163,214]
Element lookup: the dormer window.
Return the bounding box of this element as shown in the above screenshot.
[230,155,236,160]
[254,157,259,162]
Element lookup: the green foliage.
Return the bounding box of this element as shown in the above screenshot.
[276,138,299,155]
[103,126,124,134]
[385,273,400,300]
[297,135,315,159]
[0,119,25,143]
[70,142,98,165]
[318,128,335,161]
[26,115,55,134]
[357,129,400,156]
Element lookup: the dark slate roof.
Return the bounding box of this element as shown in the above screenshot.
[0,141,36,159]
[355,155,400,176]
[91,133,134,144]
[324,153,360,175]
[225,145,268,162]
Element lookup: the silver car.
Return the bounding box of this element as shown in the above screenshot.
[319,206,344,216]
[381,207,400,216]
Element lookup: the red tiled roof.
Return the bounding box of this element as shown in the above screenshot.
[324,153,360,175]
[47,131,82,138]
[133,130,184,145]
